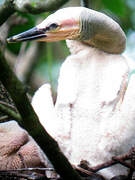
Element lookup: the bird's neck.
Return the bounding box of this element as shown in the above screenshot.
[66,39,95,55]
[79,8,126,54]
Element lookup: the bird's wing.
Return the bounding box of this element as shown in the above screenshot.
[32,83,73,157]
[32,83,58,137]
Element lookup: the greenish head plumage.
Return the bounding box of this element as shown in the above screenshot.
[79,8,126,54]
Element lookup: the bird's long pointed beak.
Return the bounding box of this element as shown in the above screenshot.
[7,27,47,43]
[7,15,80,43]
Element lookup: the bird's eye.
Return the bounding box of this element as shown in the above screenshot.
[49,23,59,30]
[43,23,59,32]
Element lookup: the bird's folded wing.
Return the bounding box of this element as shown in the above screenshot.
[32,83,59,137]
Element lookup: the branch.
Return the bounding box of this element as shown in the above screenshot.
[0,49,82,180]
[0,100,16,111]
[80,0,89,8]
[2,167,54,172]
[0,170,49,180]
[85,153,130,173]
[0,0,70,25]
[0,103,21,121]
[0,115,9,121]
[0,0,15,26]
[15,0,70,14]
[76,147,135,179]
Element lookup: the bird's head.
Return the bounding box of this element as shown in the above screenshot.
[7,7,82,43]
[7,7,126,54]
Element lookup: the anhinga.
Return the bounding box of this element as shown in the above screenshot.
[7,7,135,179]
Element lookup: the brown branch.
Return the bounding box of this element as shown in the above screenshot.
[84,152,130,173]
[87,159,119,173]
[112,156,135,170]
[0,48,82,180]
[75,147,135,179]
[75,166,94,176]
[75,165,105,180]
[73,148,135,180]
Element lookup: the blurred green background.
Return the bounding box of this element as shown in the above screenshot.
[3,0,135,96]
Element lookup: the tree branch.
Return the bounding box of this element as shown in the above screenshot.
[0,170,49,180]
[15,0,70,14]
[0,115,9,121]
[80,0,89,8]
[0,0,70,25]
[0,103,21,121]
[0,0,15,26]
[76,147,135,175]
[0,48,82,180]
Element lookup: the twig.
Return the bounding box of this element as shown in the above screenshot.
[0,0,15,26]
[0,168,54,180]
[75,166,94,176]
[128,148,135,179]
[0,103,21,121]
[0,48,82,180]
[0,115,8,121]
[0,171,49,180]
[74,147,135,180]
[0,167,55,172]
[2,148,135,180]
[0,0,70,26]
[112,156,135,170]
[85,152,130,173]
[15,0,70,14]
[80,0,89,8]
[75,165,105,180]
[0,100,16,111]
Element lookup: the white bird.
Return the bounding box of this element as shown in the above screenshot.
[8,7,135,179]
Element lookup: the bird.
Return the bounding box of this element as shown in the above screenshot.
[0,120,47,169]
[7,7,135,179]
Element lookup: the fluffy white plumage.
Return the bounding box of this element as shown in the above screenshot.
[32,39,135,179]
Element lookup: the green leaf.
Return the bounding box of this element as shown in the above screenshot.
[102,0,126,17]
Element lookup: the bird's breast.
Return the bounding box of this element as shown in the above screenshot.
[55,48,130,177]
